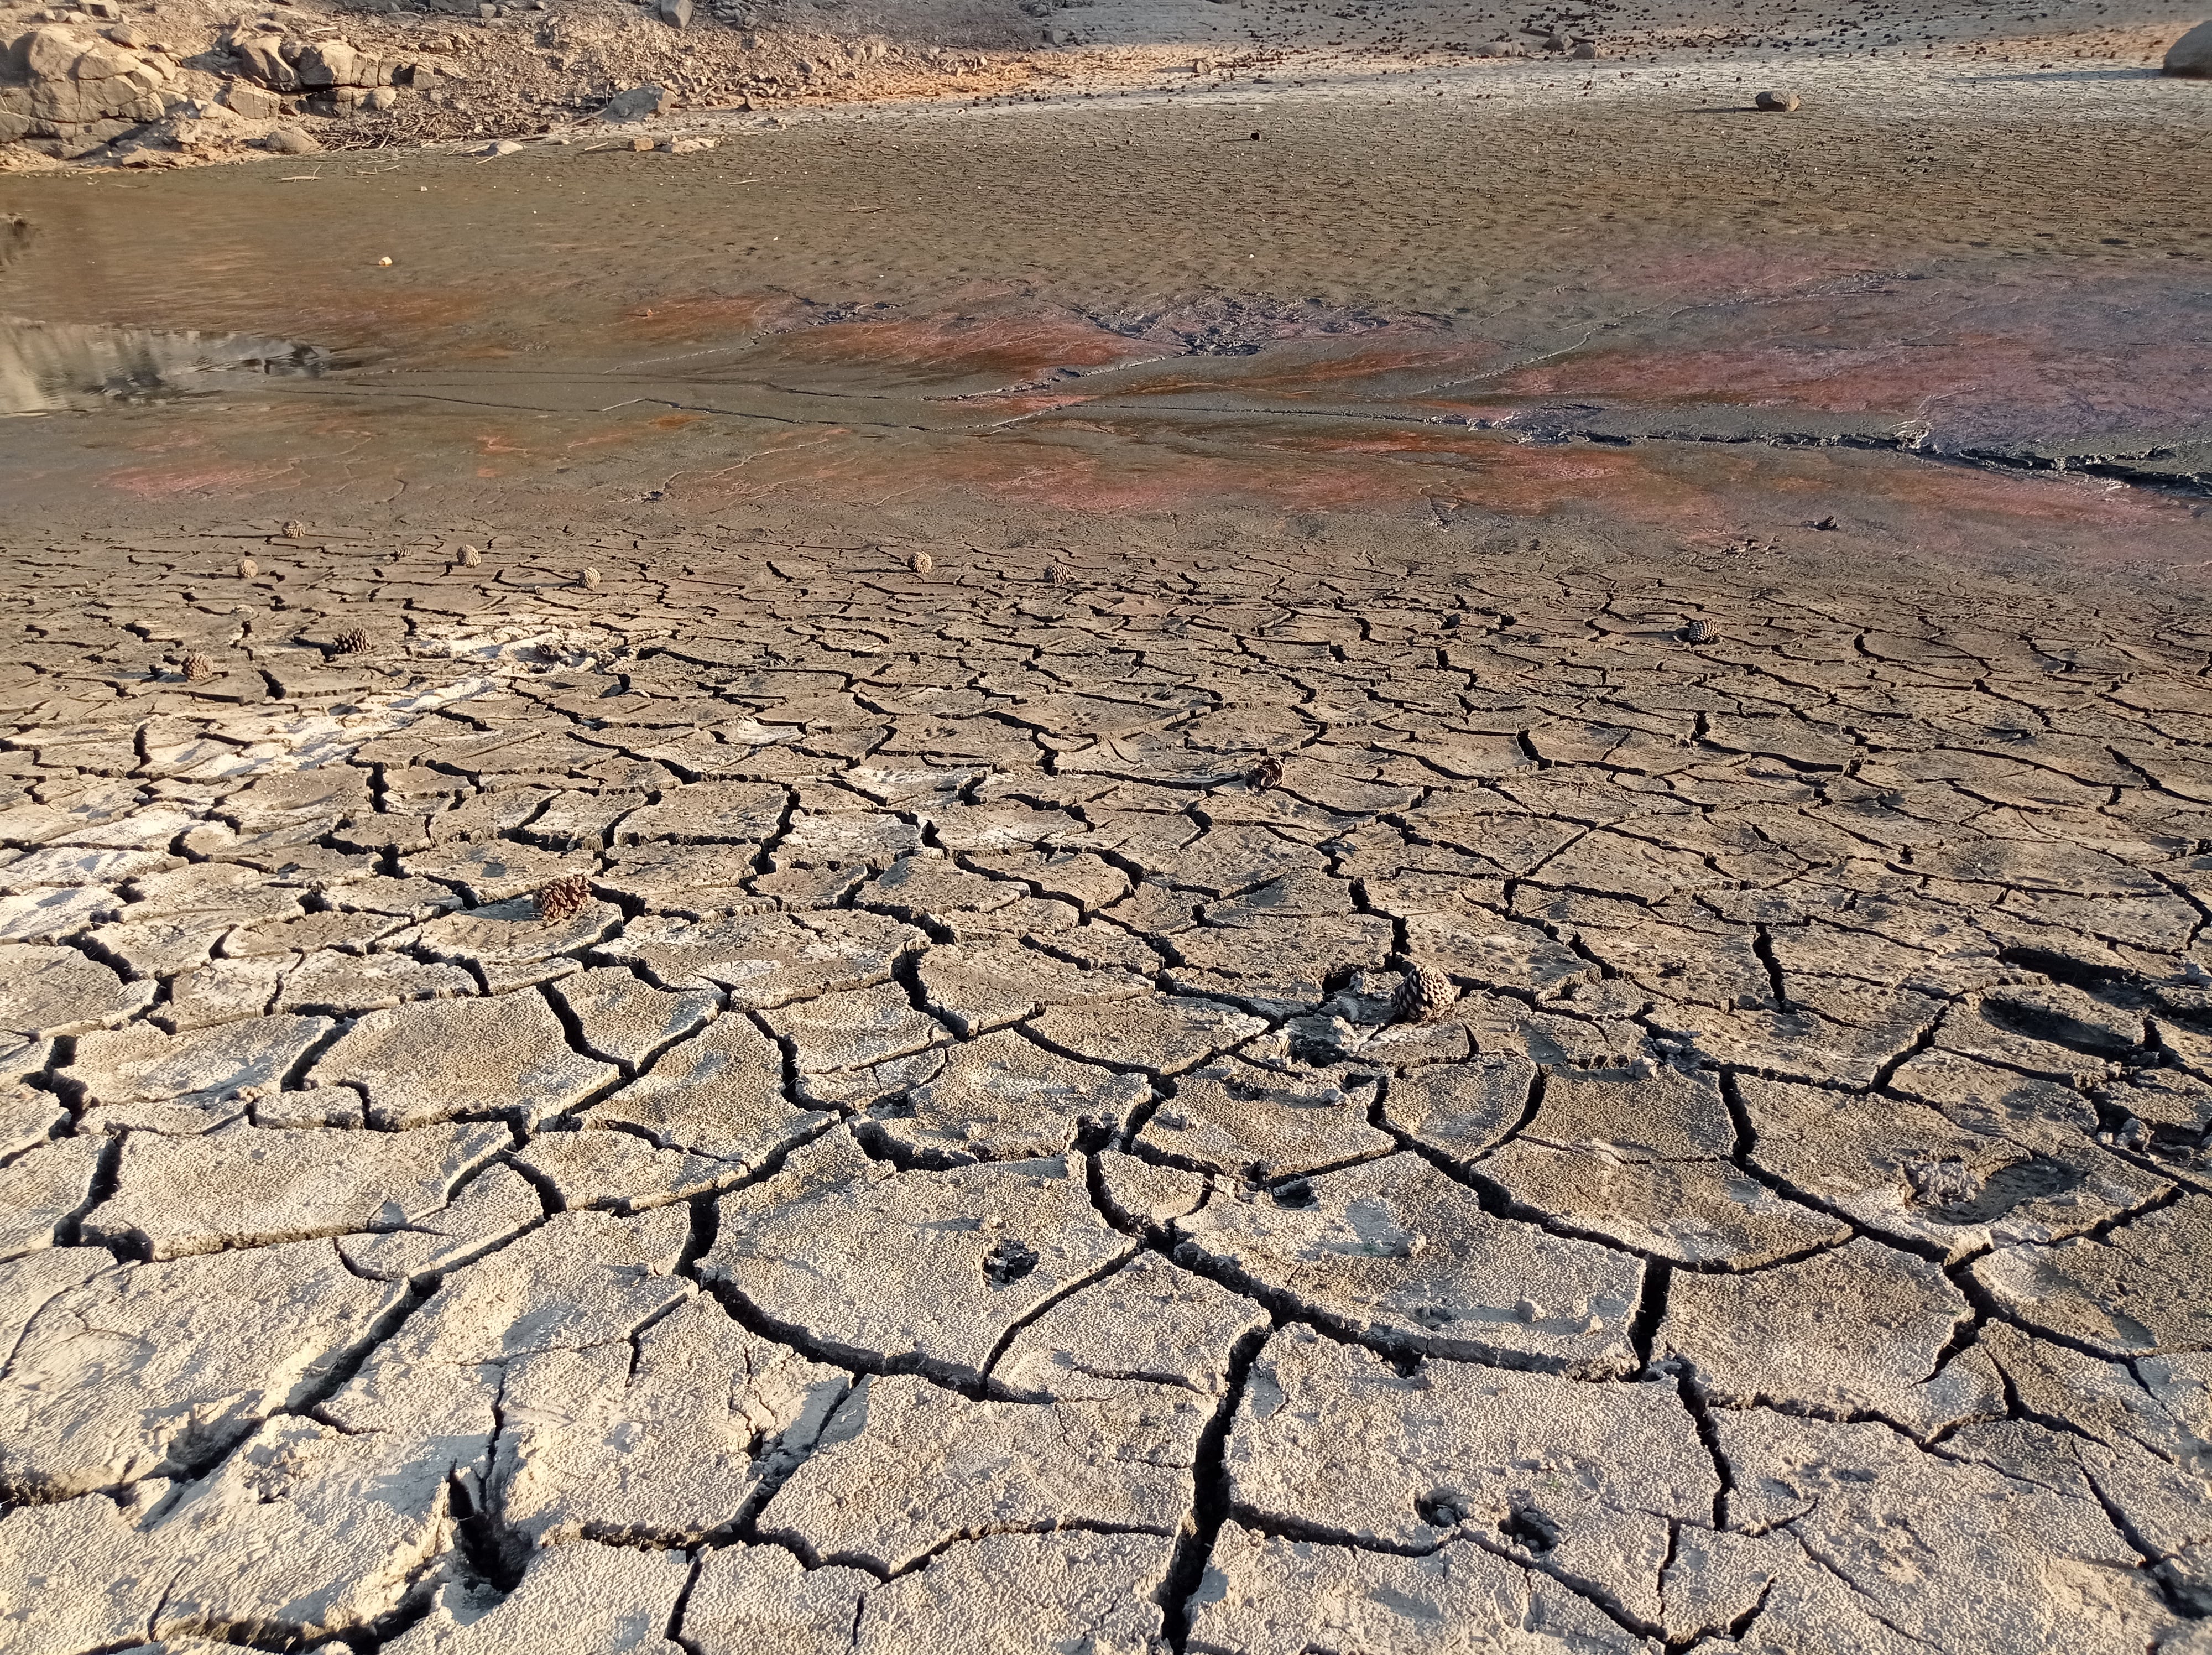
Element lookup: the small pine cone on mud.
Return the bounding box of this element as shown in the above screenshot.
[1391,964,1457,1025]
[282,520,309,540]
[180,653,217,684]
[1046,563,1073,585]
[535,873,593,923]
[1679,618,1719,644]
[908,551,933,574]
[457,544,483,568]
[331,628,372,655]
[1249,754,1285,791]
[237,557,258,579]
[580,566,602,590]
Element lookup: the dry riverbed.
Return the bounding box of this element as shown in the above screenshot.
[1,13,2210,1655]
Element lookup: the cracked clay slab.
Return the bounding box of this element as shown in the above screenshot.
[685,1530,1173,1655]
[755,1368,1206,1573]
[1971,1193,2212,1357]
[1655,1236,2005,1439]
[1175,1151,1642,1374]
[1188,1519,1656,1654]
[84,1118,510,1260]
[1711,1408,2183,1655]
[1227,1327,1717,1629]
[576,1009,829,1166]
[702,1128,1133,1383]
[306,991,615,1128]
[860,1026,1151,1166]
[489,1293,849,1548]
[0,1240,403,1498]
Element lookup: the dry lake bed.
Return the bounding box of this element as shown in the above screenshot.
[2,12,2210,1653]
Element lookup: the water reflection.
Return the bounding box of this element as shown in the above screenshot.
[0,316,330,415]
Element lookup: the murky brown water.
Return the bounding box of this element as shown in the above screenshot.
[0,75,2205,580]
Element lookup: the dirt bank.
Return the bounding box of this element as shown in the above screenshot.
[1,0,2204,168]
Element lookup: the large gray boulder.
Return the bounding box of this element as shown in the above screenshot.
[601,82,674,121]
[2166,18,2212,75]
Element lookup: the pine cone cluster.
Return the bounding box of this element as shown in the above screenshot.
[1391,964,1456,1024]
[535,873,593,923]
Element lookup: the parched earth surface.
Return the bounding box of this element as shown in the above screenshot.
[1,518,2210,1653]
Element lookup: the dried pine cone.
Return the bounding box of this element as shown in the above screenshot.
[580,566,602,590]
[1046,563,1073,585]
[282,519,309,540]
[1249,754,1284,791]
[331,628,372,655]
[535,873,593,923]
[457,544,482,568]
[1679,619,1718,644]
[180,653,217,683]
[1391,964,1457,1025]
[237,557,258,579]
[908,551,933,574]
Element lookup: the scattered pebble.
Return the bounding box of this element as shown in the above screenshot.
[1755,90,1801,111]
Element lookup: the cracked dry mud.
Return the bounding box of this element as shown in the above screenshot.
[0,524,2209,1655]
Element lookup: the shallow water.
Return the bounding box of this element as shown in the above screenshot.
[0,65,2205,575]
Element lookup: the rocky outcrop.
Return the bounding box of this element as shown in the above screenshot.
[0,25,170,147]
[227,32,399,110]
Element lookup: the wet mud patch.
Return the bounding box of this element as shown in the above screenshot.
[1082,294,1427,356]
